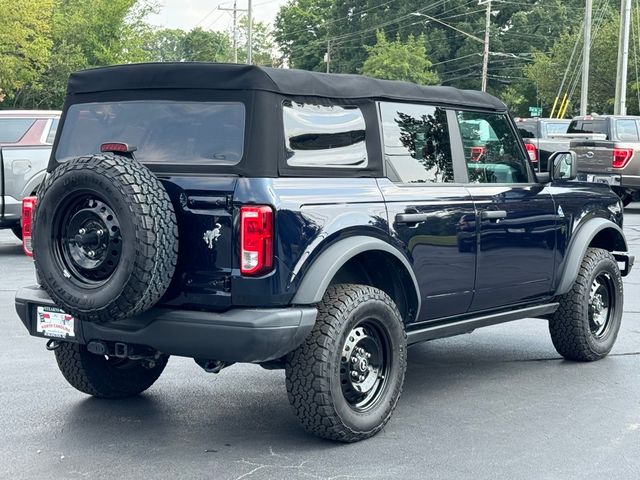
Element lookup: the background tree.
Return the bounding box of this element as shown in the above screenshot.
[181,27,231,62]
[0,0,54,105]
[236,18,277,66]
[362,31,438,85]
[274,0,332,70]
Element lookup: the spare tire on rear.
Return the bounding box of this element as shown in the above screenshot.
[33,154,178,323]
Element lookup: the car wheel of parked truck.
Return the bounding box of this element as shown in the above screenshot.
[285,284,407,443]
[550,248,624,361]
[32,154,178,323]
[55,342,168,399]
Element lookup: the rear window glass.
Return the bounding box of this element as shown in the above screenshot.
[0,118,36,143]
[516,123,537,139]
[567,120,608,137]
[283,101,367,168]
[55,101,245,165]
[545,122,569,135]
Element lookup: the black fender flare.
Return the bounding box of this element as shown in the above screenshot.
[291,235,421,319]
[555,218,628,295]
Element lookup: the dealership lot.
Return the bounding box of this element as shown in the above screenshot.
[1,206,639,480]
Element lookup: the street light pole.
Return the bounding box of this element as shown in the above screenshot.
[481,0,491,92]
[580,0,592,115]
[247,0,253,65]
[615,0,632,115]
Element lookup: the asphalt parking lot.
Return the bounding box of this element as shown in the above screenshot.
[1,206,639,480]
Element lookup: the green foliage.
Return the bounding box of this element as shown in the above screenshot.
[524,8,637,116]
[181,27,231,62]
[0,0,53,102]
[274,0,332,71]
[362,31,438,85]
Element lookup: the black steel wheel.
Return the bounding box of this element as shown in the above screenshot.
[33,154,178,323]
[53,195,123,287]
[286,284,407,442]
[550,248,623,361]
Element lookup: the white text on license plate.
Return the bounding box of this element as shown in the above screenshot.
[36,306,75,339]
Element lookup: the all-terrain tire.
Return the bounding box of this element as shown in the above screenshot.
[285,284,407,442]
[32,154,179,322]
[549,248,623,361]
[54,342,168,399]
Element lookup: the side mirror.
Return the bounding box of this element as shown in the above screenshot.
[549,151,578,182]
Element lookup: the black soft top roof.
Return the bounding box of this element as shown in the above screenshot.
[67,62,507,112]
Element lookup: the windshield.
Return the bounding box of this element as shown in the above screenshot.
[55,101,245,165]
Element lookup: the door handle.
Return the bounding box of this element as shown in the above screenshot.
[395,213,429,224]
[481,210,507,221]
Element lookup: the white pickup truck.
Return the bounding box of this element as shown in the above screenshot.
[0,111,60,238]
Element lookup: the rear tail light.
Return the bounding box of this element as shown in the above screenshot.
[612,148,633,169]
[240,205,273,276]
[21,196,37,257]
[470,146,486,162]
[525,143,538,162]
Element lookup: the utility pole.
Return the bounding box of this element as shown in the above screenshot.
[580,0,592,116]
[481,0,491,93]
[326,39,331,73]
[615,0,632,114]
[218,1,247,63]
[247,0,253,65]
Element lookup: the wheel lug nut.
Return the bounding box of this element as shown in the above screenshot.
[96,229,104,236]
[359,375,365,382]
[366,352,371,358]
[351,357,357,363]
[87,251,95,258]
[351,371,358,378]
[79,228,86,235]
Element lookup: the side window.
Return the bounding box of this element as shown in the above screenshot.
[283,101,367,168]
[0,118,36,143]
[457,111,530,184]
[616,119,639,141]
[45,118,59,144]
[379,102,454,183]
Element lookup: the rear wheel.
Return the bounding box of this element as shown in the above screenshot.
[549,248,623,361]
[285,284,407,442]
[54,342,168,399]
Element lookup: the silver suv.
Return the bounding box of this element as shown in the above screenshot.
[0,110,60,238]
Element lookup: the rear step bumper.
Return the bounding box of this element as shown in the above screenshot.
[15,285,317,363]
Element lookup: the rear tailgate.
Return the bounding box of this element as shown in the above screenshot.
[159,175,238,311]
[571,140,617,173]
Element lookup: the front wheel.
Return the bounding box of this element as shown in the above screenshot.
[285,284,407,442]
[54,342,168,399]
[549,248,623,361]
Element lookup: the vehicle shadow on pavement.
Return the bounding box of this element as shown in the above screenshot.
[0,243,23,256]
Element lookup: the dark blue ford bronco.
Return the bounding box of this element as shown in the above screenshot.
[15,63,634,442]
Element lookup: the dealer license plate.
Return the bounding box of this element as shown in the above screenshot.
[36,306,75,339]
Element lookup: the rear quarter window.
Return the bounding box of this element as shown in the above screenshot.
[567,120,608,137]
[283,101,368,168]
[0,118,36,143]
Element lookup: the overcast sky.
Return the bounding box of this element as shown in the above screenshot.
[147,0,288,32]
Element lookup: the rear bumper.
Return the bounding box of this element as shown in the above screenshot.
[15,285,317,363]
[621,175,640,188]
[577,172,640,189]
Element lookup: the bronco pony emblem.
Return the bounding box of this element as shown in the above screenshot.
[203,223,222,249]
